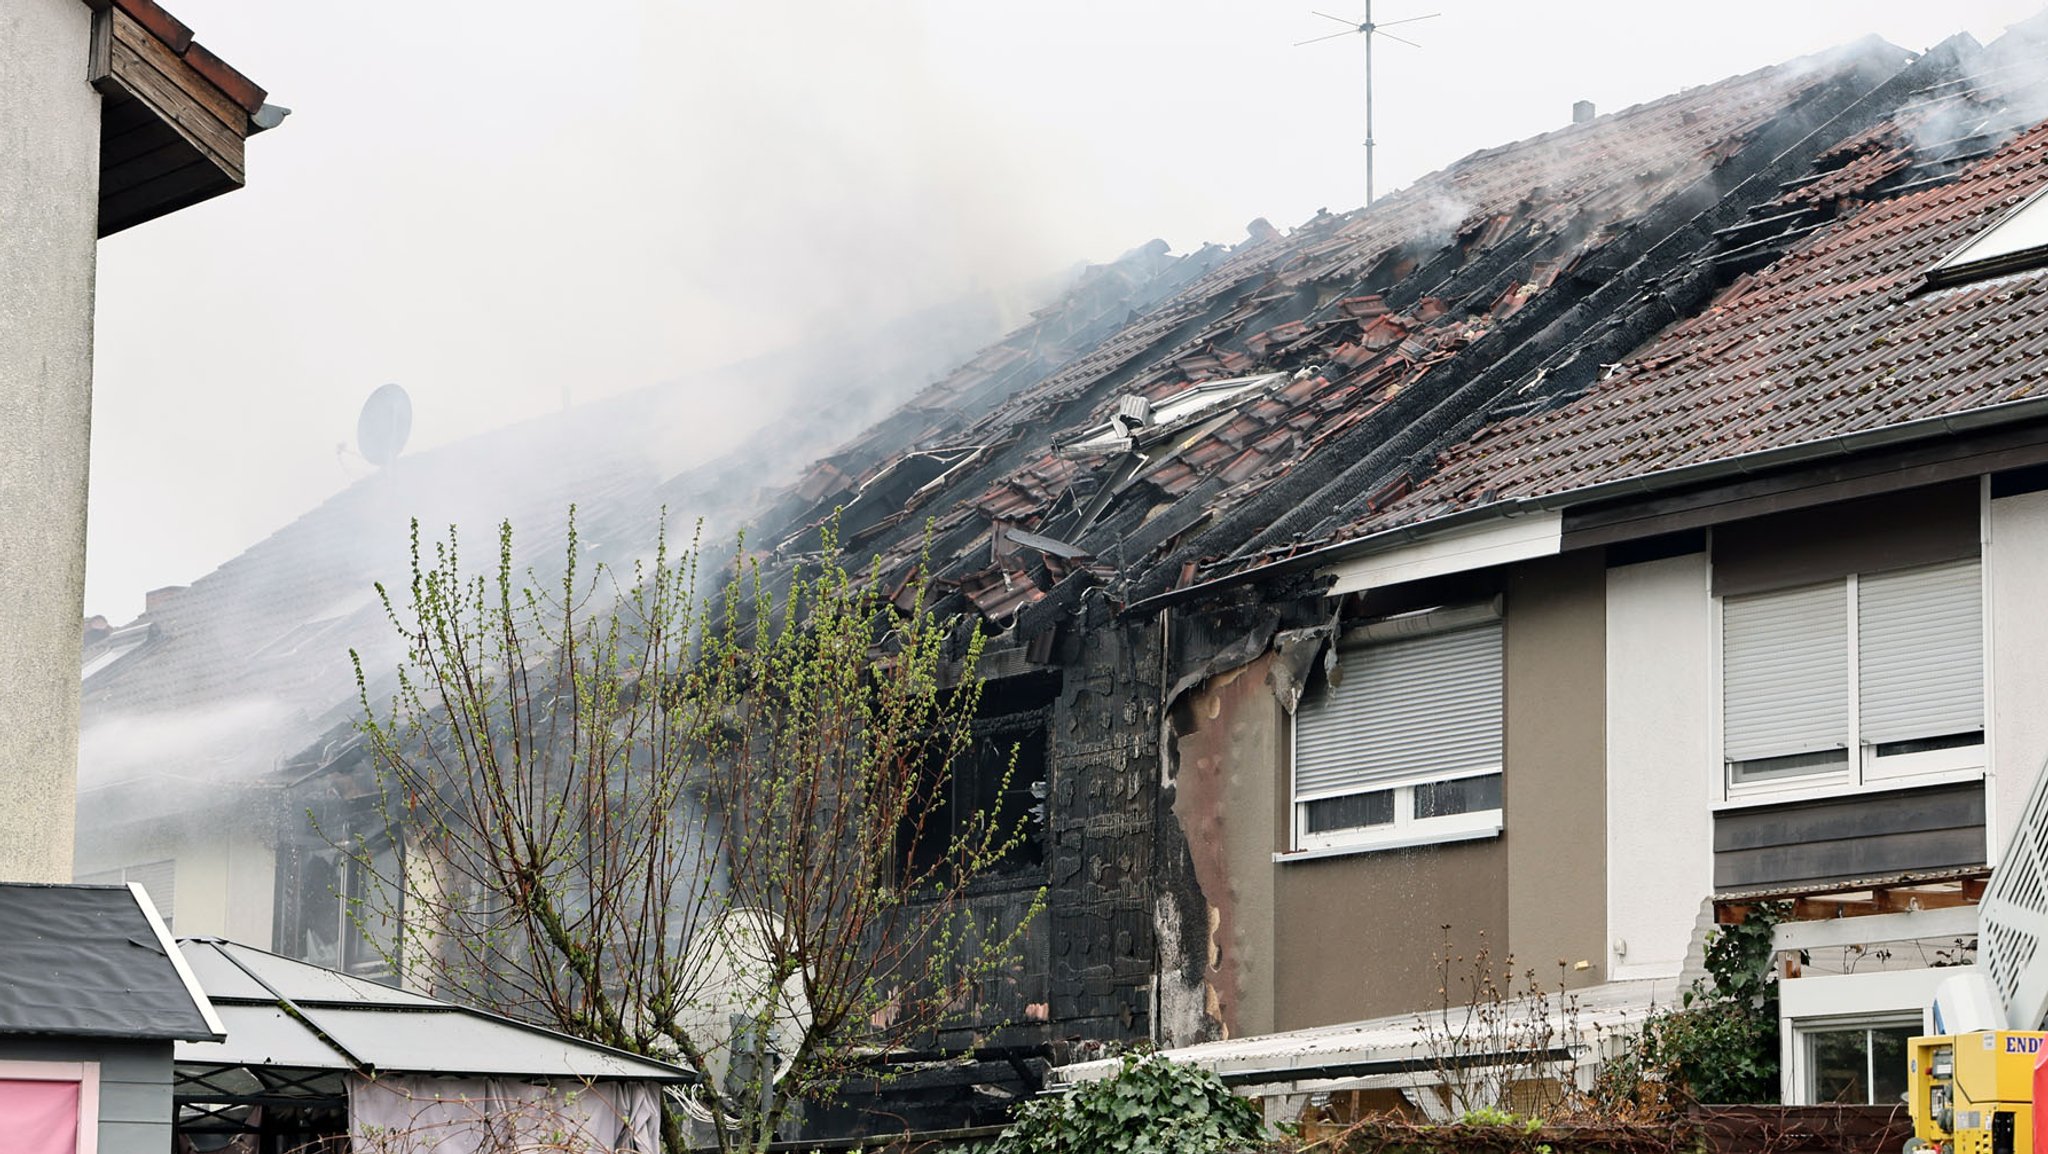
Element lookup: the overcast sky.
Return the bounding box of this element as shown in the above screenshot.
[84,0,2048,621]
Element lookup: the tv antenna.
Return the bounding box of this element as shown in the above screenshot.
[1297,3,1438,207]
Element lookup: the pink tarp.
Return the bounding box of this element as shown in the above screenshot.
[0,1078,81,1154]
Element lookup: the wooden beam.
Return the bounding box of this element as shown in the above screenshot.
[105,8,244,181]
[99,157,238,235]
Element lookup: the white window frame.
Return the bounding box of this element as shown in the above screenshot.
[1790,1014,1920,1107]
[0,1060,101,1154]
[1280,606,1504,861]
[1715,560,1986,808]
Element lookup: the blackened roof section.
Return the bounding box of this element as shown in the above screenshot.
[0,882,222,1042]
[1352,19,2048,535]
[746,39,1917,616]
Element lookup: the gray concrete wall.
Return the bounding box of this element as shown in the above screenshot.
[0,0,101,883]
[1,1037,174,1154]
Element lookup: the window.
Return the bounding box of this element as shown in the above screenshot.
[275,811,402,981]
[896,675,1055,884]
[1929,185,2048,287]
[1721,559,1983,797]
[1290,606,1503,854]
[0,1062,99,1154]
[1803,1022,1915,1105]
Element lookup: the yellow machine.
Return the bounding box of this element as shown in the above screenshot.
[1907,1032,2044,1154]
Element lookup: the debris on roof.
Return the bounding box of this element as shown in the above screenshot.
[1348,17,2048,538]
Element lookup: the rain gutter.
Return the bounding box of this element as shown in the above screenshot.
[1128,392,2048,614]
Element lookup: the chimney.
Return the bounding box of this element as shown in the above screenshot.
[1573,100,1596,125]
[144,585,188,616]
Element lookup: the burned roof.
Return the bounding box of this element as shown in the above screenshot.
[1334,17,2048,540]
[0,882,223,1042]
[744,38,1923,621]
[78,244,1193,824]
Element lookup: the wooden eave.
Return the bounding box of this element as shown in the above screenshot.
[86,2,269,237]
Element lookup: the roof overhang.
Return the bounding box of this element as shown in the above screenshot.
[1321,511,1561,596]
[1135,392,2048,612]
[84,0,281,236]
[1050,978,1675,1095]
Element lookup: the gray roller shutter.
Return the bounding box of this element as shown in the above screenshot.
[1723,581,1848,763]
[1294,622,1502,800]
[1859,560,1983,746]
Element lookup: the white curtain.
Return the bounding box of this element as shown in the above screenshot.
[348,1074,663,1154]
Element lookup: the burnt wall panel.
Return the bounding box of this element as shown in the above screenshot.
[1046,610,1161,1044]
[1712,780,1986,891]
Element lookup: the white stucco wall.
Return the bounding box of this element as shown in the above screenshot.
[1605,552,1715,981]
[0,0,101,883]
[172,835,276,946]
[75,819,277,946]
[1988,488,2048,858]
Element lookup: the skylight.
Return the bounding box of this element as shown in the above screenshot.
[1929,186,2048,287]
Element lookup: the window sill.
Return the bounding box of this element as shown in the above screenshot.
[1715,766,1984,812]
[1274,811,1503,863]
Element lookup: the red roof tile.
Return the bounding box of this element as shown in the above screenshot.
[1366,119,2048,529]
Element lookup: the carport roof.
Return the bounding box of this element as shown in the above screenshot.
[174,939,693,1083]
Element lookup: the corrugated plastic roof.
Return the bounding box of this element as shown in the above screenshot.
[1053,977,1676,1090]
[176,939,693,1082]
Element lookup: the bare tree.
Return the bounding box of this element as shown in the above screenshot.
[349,514,1041,1153]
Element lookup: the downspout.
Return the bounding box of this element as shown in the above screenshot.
[1152,601,1170,1048]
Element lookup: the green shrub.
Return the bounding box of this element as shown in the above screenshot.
[982,1053,1267,1154]
[1597,905,1784,1108]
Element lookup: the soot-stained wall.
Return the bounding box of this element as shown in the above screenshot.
[1044,600,1164,1044]
[1157,552,1611,1040]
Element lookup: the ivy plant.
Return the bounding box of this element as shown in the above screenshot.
[1597,904,1787,1108]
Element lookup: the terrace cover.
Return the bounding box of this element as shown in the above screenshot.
[172,939,691,1151]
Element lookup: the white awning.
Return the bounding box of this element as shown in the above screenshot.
[1052,977,1677,1094]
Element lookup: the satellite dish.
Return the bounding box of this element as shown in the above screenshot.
[356,383,412,467]
[672,907,812,1122]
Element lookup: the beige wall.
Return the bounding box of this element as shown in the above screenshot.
[75,810,276,946]
[0,0,101,882]
[1171,552,1608,1035]
[1503,553,1607,990]
[1272,836,1509,1030]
